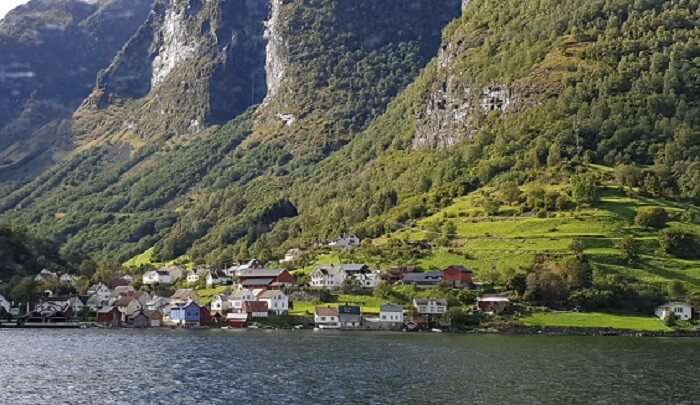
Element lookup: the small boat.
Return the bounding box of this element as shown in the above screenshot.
[431,328,443,333]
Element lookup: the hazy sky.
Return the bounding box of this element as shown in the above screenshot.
[0,0,30,19]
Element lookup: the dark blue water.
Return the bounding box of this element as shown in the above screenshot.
[1,329,699,404]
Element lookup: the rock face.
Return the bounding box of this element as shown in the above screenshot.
[0,0,153,180]
[413,75,516,149]
[413,2,525,150]
[79,0,269,141]
[263,0,285,106]
[255,0,463,147]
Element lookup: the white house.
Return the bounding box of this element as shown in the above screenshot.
[87,283,111,302]
[211,294,233,314]
[0,294,10,313]
[34,269,57,283]
[655,302,692,321]
[328,234,360,250]
[380,304,404,324]
[280,248,302,264]
[225,259,263,277]
[115,296,143,321]
[187,268,209,284]
[206,270,231,288]
[229,289,256,313]
[315,307,340,329]
[310,264,379,290]
[310,266,345,289]
[59,274,76,285]
[85,294,106,311]
[86,284,114,311]
[142,270,172,286]
[257,290,289,315]
[413,298,448,315]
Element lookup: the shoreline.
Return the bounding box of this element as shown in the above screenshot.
[5,323,699,338]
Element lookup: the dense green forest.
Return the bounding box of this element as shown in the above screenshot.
[1,0,699,302]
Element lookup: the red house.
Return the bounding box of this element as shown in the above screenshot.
[199,306,211,326]
[96,307,121,327]
[442,265,474,289]
[238,269,295,290]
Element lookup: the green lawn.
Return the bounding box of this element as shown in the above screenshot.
[195,286,229,306]
[289,294,388,316]
[376,183,700,293]
[521,312,671,332]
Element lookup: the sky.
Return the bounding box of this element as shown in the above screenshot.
[0,0,30,19]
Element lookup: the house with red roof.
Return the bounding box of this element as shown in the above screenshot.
[314,306,340,329]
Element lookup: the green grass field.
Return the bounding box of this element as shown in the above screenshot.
[289,294,388,316]
[195,286,229,306]
[379,182,700,292]
[521,312,671,332]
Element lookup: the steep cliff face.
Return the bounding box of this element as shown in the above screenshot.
[252,0,462,153]
[77,0,269,143]
[0,0,464,261]
[412,0,568,149]
[0,0,153,180]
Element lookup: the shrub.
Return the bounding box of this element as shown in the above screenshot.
[635,207,668,229]
[659,228,700,259]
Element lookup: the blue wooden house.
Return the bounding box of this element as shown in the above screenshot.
[169,301,201,327]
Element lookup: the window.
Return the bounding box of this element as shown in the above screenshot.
[321,317,326,321]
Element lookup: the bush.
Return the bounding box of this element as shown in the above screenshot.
[615,164,643,187]
[660,228,700,259]
[569,289,614,311]
[618,236,641,263]
[635,207,668,229]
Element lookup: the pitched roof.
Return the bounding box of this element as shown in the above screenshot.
[315,306,338,317]
[115,296,136,307]
[477,296,510,303]
[239,268,284,278]
[444,265,473,273]
[380,304,403,312]
[257,290,285,299]
[402,272,443,283]
[243,301,268,313]
[338,305,361,315]
[171,289,197,300]
[338,264,368,273]
[413,298,448,306]
[241,278,274,287]
[229,289,253,300]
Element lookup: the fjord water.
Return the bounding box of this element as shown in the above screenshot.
[1,329,699,404]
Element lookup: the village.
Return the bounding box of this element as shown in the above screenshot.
[0,235,696,334]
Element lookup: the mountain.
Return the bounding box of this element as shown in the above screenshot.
[0,0,153,181]
[0,0,699,298]
[0,0,463,262]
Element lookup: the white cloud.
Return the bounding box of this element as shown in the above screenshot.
[0,1,32,19]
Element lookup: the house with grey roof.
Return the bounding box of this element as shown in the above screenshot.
[338,305,362,328]
[365,303,405,330]
[401,272,443,288]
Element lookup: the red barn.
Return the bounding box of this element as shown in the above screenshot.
[96,307,121,327]
[442,265,474,289]
[199,306,211,326]
[238,269,295,290]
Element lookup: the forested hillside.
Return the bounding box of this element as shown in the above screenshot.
[0,0,699,300]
